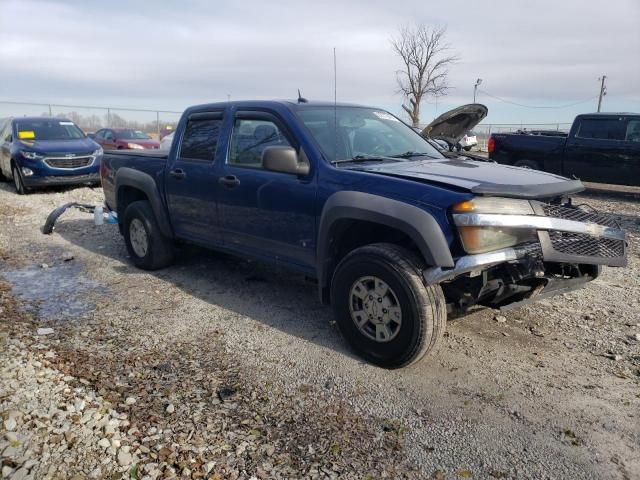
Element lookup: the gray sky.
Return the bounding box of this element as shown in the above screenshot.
[1,0,638,124]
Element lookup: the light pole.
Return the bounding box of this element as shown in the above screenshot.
[473,78,482,103]
[597,75,607,112]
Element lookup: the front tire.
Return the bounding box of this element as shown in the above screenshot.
[331,243,447,369]
[122,200,174,270]
[11,165,27,195]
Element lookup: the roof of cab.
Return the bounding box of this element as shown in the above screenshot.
[185,99,376,113]
[577,112,640,117]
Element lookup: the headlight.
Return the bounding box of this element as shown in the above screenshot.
[452,197,537,254]
[93,147,103,156]
[127,143,144,150]
[452,197,534,215]
[22,151,44,160]
[454,226,537,254]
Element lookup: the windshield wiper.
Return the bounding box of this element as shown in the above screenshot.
[389,151,439,159]
[331,155,402,166]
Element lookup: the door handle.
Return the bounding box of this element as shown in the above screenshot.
[169,168,186,179]
[219,175,240,187]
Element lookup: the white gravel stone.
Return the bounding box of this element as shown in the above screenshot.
[4,417,17,431]
[117,449,133,466]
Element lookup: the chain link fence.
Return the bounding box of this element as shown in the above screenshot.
[0,100,183,140]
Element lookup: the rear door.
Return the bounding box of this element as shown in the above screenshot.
[217,110,316,272]
[165,111,225,244]
[563,116,629,184]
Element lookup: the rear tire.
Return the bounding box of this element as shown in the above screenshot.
[11,165,27,195]
[331,243,447,369]
[122,200,174,270]
[514,159,540,170]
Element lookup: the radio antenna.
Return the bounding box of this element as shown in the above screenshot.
[333,47,338,162]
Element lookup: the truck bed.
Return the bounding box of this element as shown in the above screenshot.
[101,150,169,211]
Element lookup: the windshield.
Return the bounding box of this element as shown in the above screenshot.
[295,106,443,162]
[117,129,151,139]
[15,119,85,141]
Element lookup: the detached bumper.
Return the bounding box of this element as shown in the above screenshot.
[23,173,100,188]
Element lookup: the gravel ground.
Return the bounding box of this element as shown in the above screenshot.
[0,181,638,479]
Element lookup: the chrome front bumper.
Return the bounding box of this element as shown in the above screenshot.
[424,207,627,285]
[424,244,540,284]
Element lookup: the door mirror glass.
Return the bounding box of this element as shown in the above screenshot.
[262,146,309,176]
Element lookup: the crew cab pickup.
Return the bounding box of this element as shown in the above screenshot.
[100,101,627,369]
[489,113,640,186]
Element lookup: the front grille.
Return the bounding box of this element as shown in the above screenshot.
[541,203,625,263]
[548,231,624,258]
[44,156,93,169]
[542,204,619,228]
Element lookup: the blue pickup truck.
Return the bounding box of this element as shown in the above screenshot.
[489,113,640,186]
[100,100,627,368]
[0,117,103,194]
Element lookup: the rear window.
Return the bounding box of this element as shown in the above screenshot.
[14,119,85,141]
[575,118,626,141]
[179,118,222,161]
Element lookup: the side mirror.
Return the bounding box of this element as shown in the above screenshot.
[262,146,310,176]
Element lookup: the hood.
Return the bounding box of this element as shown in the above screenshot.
[421,104,488,145]
[19,137,99,155]
[351,157,584,199]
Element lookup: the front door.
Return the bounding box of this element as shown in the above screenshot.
[165,111,225,244]
[102,130,117,150]
[217,110,316,272]
[0,121,12,177]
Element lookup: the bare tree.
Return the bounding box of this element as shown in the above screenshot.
[391,24,458,127]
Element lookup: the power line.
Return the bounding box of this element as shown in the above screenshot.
[477,90,599,109]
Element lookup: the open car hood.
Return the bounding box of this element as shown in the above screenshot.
[421,104,488,145]
[351,157,584,199]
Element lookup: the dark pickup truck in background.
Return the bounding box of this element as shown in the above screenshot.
[100,100,627,369]
[489,113,640,186]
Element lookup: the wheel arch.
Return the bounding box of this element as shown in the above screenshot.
[115,167,173,237]
[317,191,454,303]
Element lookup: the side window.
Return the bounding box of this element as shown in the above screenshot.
[229,118,292,167]
[104,130,113,140]
[576,118,626,141]
[95,130,104,139]
[179,117,222,161]
[624,119,640,143]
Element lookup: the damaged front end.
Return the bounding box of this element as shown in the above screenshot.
[424,197,627,313]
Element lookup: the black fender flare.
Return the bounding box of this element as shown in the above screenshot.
[317,191,454,289]
[114,167,173,238]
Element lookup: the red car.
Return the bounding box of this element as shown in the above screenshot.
[92,128,160,150]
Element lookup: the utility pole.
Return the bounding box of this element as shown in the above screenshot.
[473,78,482,103]
[597,75,607,112]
